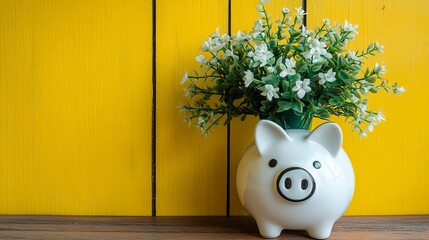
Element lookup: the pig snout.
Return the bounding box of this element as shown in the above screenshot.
[276,167,315,202]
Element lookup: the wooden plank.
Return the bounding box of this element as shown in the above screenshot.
[229,0,304,216]
[0,0,152,215]
[156,0,228,215]
[0,215,428,239]
[307,0,429,215]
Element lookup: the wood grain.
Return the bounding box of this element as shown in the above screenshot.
[0,215,427,239]
[0,0,152,215]
[155,0,228,215]
[307,0,429,215]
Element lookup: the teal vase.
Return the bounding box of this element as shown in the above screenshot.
[260,110,313,130]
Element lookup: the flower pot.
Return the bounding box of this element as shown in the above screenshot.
[260,110,313,130]
[236,120,355,239]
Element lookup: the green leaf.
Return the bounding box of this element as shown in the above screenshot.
[338,70,349,81]
[366,77,376,83]
[369,88,378,93]
[281,92,291,98]
[260,101,271,113]
[284,44,291,55]
[267,57,276,66]
[292,102,303,113]
[288,74,301,83]
[277,101,292,112]
[312,61,323,72]
[337,55,344,67]
[250,61,260,68]
[298,64,308,73]
[317,108,331,119]
[293,45,304,53]
[281,80,290,91]
[329,98,340,105]
[326,87,342,96]
[269,39,278,48]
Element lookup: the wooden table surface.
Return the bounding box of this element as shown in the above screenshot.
[0,215,428,239]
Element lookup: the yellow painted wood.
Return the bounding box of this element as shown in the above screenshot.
[230,0,429,216]
[0,0,152,215]
[229,0,303,216]
[1,0,428,216]
[306,0,429,215]
[156,0,228,215]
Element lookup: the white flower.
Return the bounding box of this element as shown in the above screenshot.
[279,58,296,78]
[232,30,251,43]
[259,0,269,4]
[211,28,221,38]
[374,62,386,74]
[375,41,384,53]
[292,78,311,99]
[303,38,332,62]
[285,58,295,68]
[359,130,368,139]
[295,7,306,19]
[367,123,375,132]
[196,55,205,63]
[197,116,206,127]
[252,43,274,67]
[253,19,264,32]
[318,68,336,85]
[346,51,361,62]
[201,37,225,53]
[181,71,189,84]
[261,84,279,101]
[222,46,239,60]
[220,34,230,43]
[282,8,290,14]
[267,66,275,73]
[301,25,312,37]
[323,18,330,25]
[243,70,255,87]
[343,20,358,36]
[209,57,218,65]
[256,4,264,11]
[358,104,367,117]
[279,63,295,77]
[394,86,405,94]
[374,111,386,123]
[360,83,371,95]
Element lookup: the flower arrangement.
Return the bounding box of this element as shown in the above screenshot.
[180,0,404,138]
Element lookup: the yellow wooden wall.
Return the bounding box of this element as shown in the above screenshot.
[1,0,428,216]
[156,0,228,216]
[0,0,152,215]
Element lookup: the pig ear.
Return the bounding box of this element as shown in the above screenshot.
[255,120,291,155]
[307,122,342,157]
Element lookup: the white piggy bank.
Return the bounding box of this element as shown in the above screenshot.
[236,120,355,239]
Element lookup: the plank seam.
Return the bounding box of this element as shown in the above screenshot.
[151,0,157,217]
[302,0,307,26]
[226,0,232,217]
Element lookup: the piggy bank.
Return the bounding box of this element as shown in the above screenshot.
[236,120,354,239]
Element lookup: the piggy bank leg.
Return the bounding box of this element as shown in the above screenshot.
[307,222,334,239]
[255,219,282,238]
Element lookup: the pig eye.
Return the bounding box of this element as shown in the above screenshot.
[268,159,277,168]
[313,161,321,169]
